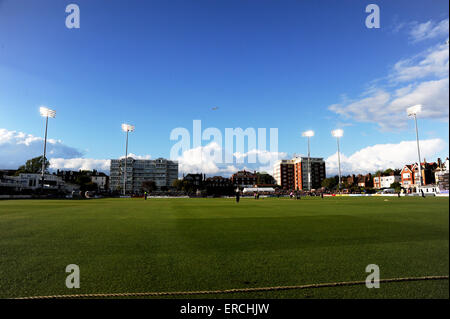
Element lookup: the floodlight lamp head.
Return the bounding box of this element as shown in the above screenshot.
[331,129,344,138]
[407,104,422,117]
[39,106,56,118]
[302,130,315,137]
[121,123,135,132]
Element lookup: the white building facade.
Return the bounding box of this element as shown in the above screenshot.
[91,175,108,190]
[373,175,401,189]
[109,157,178,193]
[0,173,76,192]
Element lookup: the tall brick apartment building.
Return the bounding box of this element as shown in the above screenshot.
[273,159,295,189]
[273,157,326,190]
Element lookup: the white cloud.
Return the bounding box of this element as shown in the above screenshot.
[329,90,391,123]
[175,142,286,176]
[233,149,287,165]
[0,128,82,169]
[50,153,154,172]
[392,41,449,82]
[329,39,449,130]
[0,128,155,172]
[325,138,446,176]
[410,19,449,43]
[119,153,151,160]
[49,158,110,172]
[0,127,284,176]
[388,78,449,118]
[176,142,223,174]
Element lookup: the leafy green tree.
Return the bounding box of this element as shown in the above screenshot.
[75,175,91,185]
[256,172,276,185]
[390,182,402,192]
[322,177,338,190]
[349,184,362,193]
[74,174,97,192]
[374,170,383,177]
[342,179,351,188]
[142,180,157,192]
[16,156,49,175]
[182,181,195,193]
[172,179,184,190]
[82,182,98,192]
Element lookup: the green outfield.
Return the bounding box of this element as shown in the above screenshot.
[0,197,448,299]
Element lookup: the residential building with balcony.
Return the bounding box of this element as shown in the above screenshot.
[273,157,326,191]
[292,156,326,190]
[109,157,178,193]
[273,159,295,190]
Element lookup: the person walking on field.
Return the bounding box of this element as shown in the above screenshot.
[144,191,148,200]
[236,189,240,203]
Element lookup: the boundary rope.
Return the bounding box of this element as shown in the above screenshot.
[11,275,448,299]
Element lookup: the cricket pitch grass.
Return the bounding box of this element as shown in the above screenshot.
[0,197,448,299]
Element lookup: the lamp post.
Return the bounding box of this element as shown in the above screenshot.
[407,104,423,190]
[302,130,314,191]
[331,129,344,192]
[39,107,56,191]
[121,123,135,196]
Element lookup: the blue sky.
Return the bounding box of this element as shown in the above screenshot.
[0,0,448,176]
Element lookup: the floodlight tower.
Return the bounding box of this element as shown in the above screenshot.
[331,129,344,192]
[302,130,315,191]
[407,104,423,189]
[39,106,56,191]
[121,123,135,196]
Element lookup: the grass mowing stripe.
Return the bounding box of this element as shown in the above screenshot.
[1,197,447,298]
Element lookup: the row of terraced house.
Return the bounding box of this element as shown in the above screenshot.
[354,157,449,192]
[399,157,449,192]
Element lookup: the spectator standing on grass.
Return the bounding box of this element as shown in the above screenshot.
[144,191,148,200]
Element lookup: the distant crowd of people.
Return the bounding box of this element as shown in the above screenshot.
[141,187,427,202]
